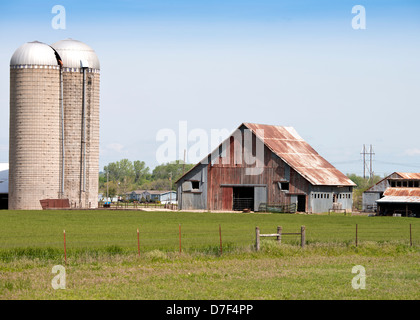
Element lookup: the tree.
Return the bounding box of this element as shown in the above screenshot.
[152,160,194,189]
[100,159,195,196]
[347,173,383,210]
[133,160,150,184]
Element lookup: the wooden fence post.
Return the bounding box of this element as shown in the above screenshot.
[356,224,358,247]
[255,226,260,251]
[137,228,140,257]
[301,226,306,249]
[179,224,182,253]
[63,230,67,265]
[219,224,223,255]
[410,224,412,247]
[277,226,282,244]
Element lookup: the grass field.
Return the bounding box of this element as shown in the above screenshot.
[0,209,419,300]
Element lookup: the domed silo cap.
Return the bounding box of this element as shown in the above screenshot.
[10,41,59,66]
[51,39,100,70]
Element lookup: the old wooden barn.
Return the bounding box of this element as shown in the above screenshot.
[176,123,355,213]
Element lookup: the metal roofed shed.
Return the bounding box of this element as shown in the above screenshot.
[376,188,420,217]
[363,172,420,213]
[176,123,355,213]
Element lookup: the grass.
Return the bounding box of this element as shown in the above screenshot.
[0,209,419,299]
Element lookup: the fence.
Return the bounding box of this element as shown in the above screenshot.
[258,203,296,213]
[255,226,306,250]
[0,224,416,263]
[98,201,178,210]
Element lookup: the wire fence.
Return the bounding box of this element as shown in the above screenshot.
[0,223,417,259]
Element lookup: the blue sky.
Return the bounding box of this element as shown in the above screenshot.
[1,0,420,176]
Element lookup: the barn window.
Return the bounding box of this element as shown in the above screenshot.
[191,181,200,190]
[391,181,396,187]
[280,182,289,191]
[414,181,419,188]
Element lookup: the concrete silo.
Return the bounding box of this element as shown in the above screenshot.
[9,41,61,209]
[51,39,100,208]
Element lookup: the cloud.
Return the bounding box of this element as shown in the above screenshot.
[405,148,420,156]
[106,143,124,153]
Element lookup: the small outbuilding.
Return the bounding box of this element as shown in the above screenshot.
[0,164,8,209]
[176,123,355,213]
[362,172,420,213]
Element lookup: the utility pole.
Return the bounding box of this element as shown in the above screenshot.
[361,144,375,180]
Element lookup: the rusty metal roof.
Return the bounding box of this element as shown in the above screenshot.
[176,123,356,186]
[393,172,420,180]
[244,123,355,186]
[365,172,420,193]
[383,188,420,197]
[377,188,420,203]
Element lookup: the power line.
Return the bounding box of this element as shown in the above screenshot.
[361,144,374,179]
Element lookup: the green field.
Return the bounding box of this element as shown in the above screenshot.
[0,210,419,300]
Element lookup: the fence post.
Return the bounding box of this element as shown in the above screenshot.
[301,226,306,249]
[63,230,67,265]
[137,228,140,257]
[277,226,282,244]
[219,224,223,255]
[410,224,412,247]
[255,226,260,251]
[356,224,358,247]
[179,224,182,253]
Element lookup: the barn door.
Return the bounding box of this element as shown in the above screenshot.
[221,187,233,211]
[254,186,267,212]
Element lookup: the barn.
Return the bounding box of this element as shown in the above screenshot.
[176,123,355,213]
[362,172,420,212]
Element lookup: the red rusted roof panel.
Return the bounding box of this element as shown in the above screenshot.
[394,172,420,180]
[383,188,420,197]
[244,123,355,186]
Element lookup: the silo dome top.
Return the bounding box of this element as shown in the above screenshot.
[51,39,100,70]
[10,41,59,66]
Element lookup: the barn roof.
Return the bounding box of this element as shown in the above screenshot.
[243,123,355,186]
[376,187,420,203]
[176,123,355,187]
[393,172,420,180]
[365,172,420,193]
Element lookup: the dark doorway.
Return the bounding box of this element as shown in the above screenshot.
[0,194,8,210]
[233,187,254,211]
[297,195,306,212]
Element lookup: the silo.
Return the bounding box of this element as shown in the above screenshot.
[51,39,100,208]
[9,41,61,209]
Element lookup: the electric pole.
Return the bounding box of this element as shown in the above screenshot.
[361,144,375,180]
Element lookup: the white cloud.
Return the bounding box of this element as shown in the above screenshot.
[106,143,125,153]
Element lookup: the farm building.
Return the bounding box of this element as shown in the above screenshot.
[362,172,420,213]
[126,190,177,203]
[0,163,8,209]
[176,123,355,213]
[8,39,100,210]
